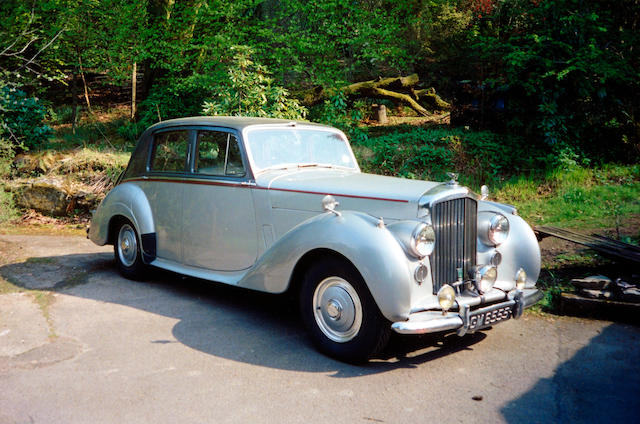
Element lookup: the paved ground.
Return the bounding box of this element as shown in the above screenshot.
[0,234,639,424]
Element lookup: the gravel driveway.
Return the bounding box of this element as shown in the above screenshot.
[1,234,638,423]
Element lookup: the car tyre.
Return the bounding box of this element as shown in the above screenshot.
[114,220,147,280]
[300,257,390,363]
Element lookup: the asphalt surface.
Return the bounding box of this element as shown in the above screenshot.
[0,234,639,424]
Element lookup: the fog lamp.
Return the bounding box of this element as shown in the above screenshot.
[516,268,527,290]
[476,265,497,294]
[437,284,456,313]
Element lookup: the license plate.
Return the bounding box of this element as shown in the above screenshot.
[468,304,514,331]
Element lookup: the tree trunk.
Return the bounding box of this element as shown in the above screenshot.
[71,72,78,134]
[299,74,449,116]
[131,61,137,119]
[78,55,92,114]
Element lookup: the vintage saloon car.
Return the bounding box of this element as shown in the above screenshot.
[88,116,542,363]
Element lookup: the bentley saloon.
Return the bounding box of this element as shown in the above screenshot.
[88,116,542,363]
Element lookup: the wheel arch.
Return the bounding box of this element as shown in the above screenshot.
[287,248,356,299]
[89,183,157,263]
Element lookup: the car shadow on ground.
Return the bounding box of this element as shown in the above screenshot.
[500,323,640,423]
[1,251,487,376]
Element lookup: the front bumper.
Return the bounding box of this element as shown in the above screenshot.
[391,288,543,336]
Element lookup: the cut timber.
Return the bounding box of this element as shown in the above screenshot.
[535,225,640,264]
[299,74,450,116]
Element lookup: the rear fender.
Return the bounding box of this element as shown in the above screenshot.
[88,183,155,260]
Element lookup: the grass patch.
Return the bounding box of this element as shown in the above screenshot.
[31,290,57,340]
[46,105,136,151]
[13,148,130,182]
[0,188,19,224]
[0,223,88,236]
[25,257,57,265]
[494,164,640,229]
[0,275,21,294]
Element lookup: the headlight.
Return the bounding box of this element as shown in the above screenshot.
[410,223,436,257]
[437,284,456,312]
[488,214,509,246]
[475,265,497,294]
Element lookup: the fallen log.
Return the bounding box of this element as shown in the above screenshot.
[299,74,450,116]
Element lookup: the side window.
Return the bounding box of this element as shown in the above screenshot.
[150,130,189,172]
[195,130,245,177]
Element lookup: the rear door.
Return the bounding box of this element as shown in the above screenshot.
[143,129,190,262]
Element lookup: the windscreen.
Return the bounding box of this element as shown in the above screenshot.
[246,128,357,172]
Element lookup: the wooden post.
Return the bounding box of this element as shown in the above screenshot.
[71,72,78,134]
[376,104,388,124]
[131,61,137,119]
[78,55,92,114]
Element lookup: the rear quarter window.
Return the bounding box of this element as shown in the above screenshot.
[150,130,189,172]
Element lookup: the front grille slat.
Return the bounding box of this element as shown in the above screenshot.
[429,197,477,294]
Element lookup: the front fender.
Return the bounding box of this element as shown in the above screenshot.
[238,211,414,322]
[88,183,155,249]
[478,201,540,289]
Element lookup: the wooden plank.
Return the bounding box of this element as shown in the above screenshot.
[535,225,640,264]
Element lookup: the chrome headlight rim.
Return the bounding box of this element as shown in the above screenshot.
[488,214,510,246]
[410,222,436,258]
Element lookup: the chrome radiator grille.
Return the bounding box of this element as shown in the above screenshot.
[429,197,477,294]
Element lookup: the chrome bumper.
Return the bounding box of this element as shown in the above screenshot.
[391,288,543,336]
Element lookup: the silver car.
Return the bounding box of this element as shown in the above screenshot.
[89,116,542,363]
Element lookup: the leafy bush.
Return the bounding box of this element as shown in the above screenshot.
[357,126,537,184]
[309,92,368,145]
[0,84,52,151]
[202,46,306,120]
[48,105,80,125]
[0,188,18,224]
[467,0,640,163]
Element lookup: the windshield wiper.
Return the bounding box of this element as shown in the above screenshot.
[297,163,336,169]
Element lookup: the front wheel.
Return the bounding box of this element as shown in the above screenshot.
[114,220,147,280]
[300,257,390,363]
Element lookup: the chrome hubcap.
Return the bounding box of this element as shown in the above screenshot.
[117,224,138,267]
[313,277,362,343]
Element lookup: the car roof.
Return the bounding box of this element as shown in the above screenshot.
[145,116,333,132]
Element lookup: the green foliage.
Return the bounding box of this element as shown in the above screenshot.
[0,136,13,178]
[48,105,80,126]
[495,164,640,228]
[0,84,52,151]
[467,0,640,162]
[0,188,18,224]
[356,126,535,184]
[201,46,306,120]
[309,92,368,145]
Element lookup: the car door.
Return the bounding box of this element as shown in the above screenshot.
[143,128,190,262]
[181,128,258,271]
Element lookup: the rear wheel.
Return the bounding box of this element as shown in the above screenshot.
[300,257,390,363]
[114,220,147,280]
